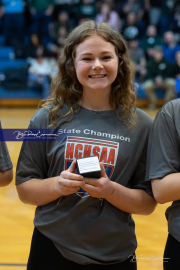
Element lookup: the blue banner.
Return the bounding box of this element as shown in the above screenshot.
[0,129,66,141]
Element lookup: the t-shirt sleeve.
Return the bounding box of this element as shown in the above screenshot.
[0,122,13,171]
[147,107,180,180]
[16,120,48,185]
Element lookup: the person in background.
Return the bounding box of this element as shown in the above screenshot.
[47,26,67,58]
[1,0,25,46]
[16,20,156,270]
[143,45,175,109]
[122,0,145,26]
[128,38,147,82]
[122,0,146,36]
[122,12,143,39]
[95,2,121,32]
[78,0,97,21]
[140,25,162,60]
[29,0,54,43]
[55,26,68,46]
[144,0,162,27]
[171,50,180,97]
[53,0,71,21]
[48,18,69,58]
[27,54,58,99]
[27,33,49,58]
[159,0,176,35]
[171,50,180,79]
[171,1,180,38]
[0,121,13,187]
[162,30,180,64]
[103,0,118,10]
[50,10,72,40]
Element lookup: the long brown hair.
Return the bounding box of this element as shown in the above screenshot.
[43,20,136,126]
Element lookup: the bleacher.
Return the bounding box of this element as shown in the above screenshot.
[0,44,41,106]
[137,85,166,107]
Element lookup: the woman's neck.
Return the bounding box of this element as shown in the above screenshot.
[79,91,112,111]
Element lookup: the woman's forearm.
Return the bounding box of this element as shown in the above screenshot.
[16,177,61,206]
[151,173,180,204]
[105,182,157,215]
[0,168,13,187]
[16,162,84,206]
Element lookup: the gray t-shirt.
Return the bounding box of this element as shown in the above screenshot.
[146,99,180,242]
[16,105,153,265]
[0,121,13,171]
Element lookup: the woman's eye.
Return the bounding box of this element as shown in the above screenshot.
[103,56,111,60]
[82,58,92,61]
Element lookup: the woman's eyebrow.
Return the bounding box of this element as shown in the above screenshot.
[80,51,113,56]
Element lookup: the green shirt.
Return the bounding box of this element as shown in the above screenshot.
[30,0,54,12]
[146,57,171,80]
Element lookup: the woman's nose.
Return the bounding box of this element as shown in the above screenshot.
[92,59,103,69]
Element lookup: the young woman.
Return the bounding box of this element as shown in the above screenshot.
[16,21,156,270]
[147,98,180,270]
[0,121,13,187]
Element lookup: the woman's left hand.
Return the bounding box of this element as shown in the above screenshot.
[81,162,114,200]
[82,163,156,215]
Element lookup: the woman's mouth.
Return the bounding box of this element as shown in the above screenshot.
[88,74,107,78]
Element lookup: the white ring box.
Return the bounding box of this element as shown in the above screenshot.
[76,156,101,178]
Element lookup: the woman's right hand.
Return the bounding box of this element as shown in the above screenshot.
[54,160,84,196]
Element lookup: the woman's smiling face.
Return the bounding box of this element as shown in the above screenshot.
[74,35,119,95]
